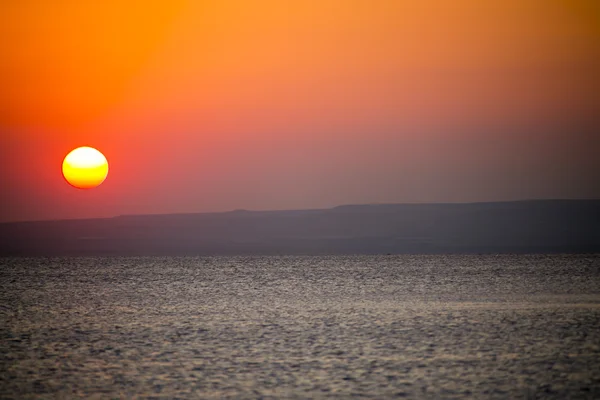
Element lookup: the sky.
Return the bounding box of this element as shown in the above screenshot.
[0,0,598,222]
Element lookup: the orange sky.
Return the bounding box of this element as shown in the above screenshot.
[1,0,599,222]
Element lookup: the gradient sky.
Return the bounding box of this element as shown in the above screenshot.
[1,0,598,222]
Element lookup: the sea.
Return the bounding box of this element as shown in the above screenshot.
[1,254,599,399]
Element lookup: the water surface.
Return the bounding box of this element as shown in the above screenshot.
[1,255,599,398]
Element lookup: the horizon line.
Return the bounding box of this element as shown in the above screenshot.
[2,198,598,225]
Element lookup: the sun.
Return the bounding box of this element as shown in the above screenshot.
[62,147,109,189]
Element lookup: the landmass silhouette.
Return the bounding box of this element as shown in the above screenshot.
[1,199,598,256]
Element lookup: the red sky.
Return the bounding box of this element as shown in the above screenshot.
[1,0,599,222]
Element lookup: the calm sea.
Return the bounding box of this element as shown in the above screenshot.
[1,255,599,398]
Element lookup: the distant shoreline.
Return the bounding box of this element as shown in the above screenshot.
[1,199,598,256]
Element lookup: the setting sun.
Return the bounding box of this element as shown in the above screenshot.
[62,147,108,189]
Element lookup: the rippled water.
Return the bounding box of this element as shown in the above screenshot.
[1,255,600,398]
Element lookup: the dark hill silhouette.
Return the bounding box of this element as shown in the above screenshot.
[1,200,598,256]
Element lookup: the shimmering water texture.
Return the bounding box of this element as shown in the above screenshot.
[1,255,599,399]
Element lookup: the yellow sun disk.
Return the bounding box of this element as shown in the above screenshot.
[62,147,108,189]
